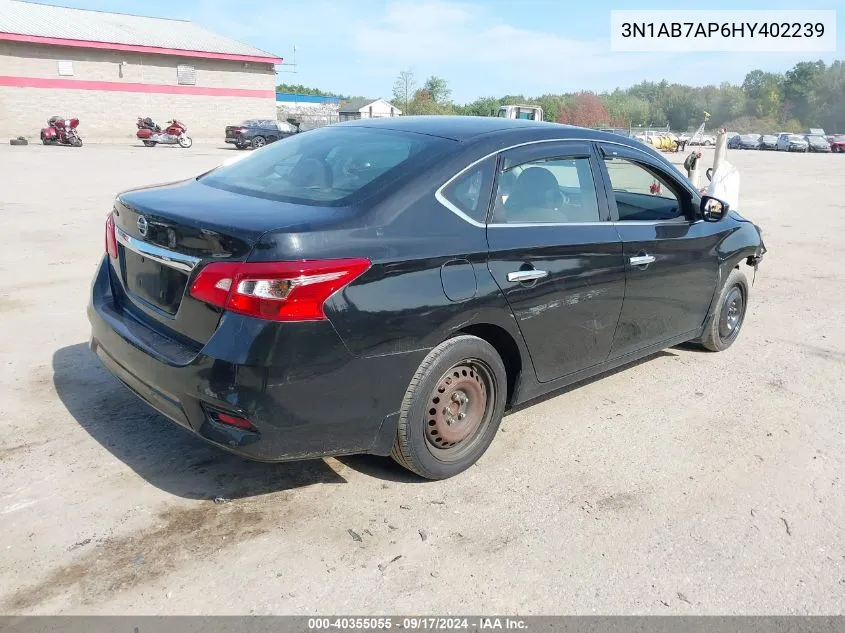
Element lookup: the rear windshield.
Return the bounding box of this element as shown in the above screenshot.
[200,126,453,205]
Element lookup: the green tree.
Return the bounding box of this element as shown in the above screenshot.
[742,70,784,118]
[275,83,339,96]
[423,76,452,105]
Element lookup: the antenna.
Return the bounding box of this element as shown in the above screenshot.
[277,45,298,74]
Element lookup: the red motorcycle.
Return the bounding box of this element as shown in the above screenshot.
[136,117,192,148]
[41,116,83,147]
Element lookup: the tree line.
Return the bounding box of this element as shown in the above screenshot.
[387,60,844,133]
[280,60,844,133]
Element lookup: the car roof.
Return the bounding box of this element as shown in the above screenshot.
[334,115,604,142]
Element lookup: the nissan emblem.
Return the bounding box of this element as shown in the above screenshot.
[137,215,148,237]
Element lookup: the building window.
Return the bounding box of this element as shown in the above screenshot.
[58,60,74,76]
[176,64,196,85]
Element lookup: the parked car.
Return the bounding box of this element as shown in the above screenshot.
[731,134,762,150]
[688,134,715,146]
[829,135,845,152]
[89,116,766,480]
[776,133,809,152]
[727,134,741,149]
[805,134,832,152]
[760,134,778,150]
[225,119,298,149]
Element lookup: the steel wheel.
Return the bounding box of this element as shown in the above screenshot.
[718,285,745,342]
[425,360,496,461]
[392,335,507,480]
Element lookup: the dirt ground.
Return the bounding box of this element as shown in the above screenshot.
[0,141,843,615]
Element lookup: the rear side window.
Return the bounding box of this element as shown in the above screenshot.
[200,127,454,205]
[440,157,495,223]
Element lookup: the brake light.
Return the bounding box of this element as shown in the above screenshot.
[105,213,118,258]
[189,258,371,321]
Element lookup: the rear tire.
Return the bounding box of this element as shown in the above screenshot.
[143,140,156,147]
[391,335,507,480]
[251,136,266,150]
[697,268,749,352]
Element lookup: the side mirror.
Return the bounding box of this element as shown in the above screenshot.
[701,195,729,222]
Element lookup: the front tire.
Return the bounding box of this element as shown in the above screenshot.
[698,268,749,352]
[178,135,192,148]
[392,335,507,480]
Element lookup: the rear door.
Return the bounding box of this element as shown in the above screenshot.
[485,141,626,382]
[596,143,723,359]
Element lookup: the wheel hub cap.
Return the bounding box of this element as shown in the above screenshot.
[428,365,487,448]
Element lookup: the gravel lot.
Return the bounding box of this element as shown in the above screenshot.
[1,142,843,615]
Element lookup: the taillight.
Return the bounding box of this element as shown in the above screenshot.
[105,213,118,258]
[214,412,255,431]
[189,258,371,322]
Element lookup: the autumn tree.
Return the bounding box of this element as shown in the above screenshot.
[557,92,614,127]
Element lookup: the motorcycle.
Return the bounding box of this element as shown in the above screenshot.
[41,116,83,147]
[136,117,192,148]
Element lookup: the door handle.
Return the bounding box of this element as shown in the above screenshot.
[629,254,656,267]
[507,269,549,283]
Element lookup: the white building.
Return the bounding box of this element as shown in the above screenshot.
[338,98,401,121]
[0,0,280,140]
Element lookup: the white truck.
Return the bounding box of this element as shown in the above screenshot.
[496,104,544,121]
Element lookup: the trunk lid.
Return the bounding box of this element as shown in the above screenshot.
[110,177,344,345]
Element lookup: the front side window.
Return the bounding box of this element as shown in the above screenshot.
[603,157,685,222]
[491,156,600,224]
[200,126,453,206]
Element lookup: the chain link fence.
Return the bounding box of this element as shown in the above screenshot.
[277,104,340,131]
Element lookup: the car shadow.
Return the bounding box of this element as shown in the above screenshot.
[52,343,346,500]
[339,349,682,482]
[506,349,679,414]
[335,454,429,484]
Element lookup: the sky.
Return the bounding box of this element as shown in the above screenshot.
[40,0,845,102]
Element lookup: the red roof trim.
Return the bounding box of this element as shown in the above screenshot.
[0,32,283,64]
[0,75,275,98]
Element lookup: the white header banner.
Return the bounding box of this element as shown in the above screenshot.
[610,10,837,52]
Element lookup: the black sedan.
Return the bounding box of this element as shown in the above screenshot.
[225,119,298,149]
[90,117,766,480]
[733,134,762,150]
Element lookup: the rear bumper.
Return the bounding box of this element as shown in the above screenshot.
[87,256,424,461]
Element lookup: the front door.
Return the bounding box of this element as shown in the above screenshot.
[596,143,724,359]
[486,142,626,382]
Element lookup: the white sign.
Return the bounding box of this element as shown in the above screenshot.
[611,10,836,52]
